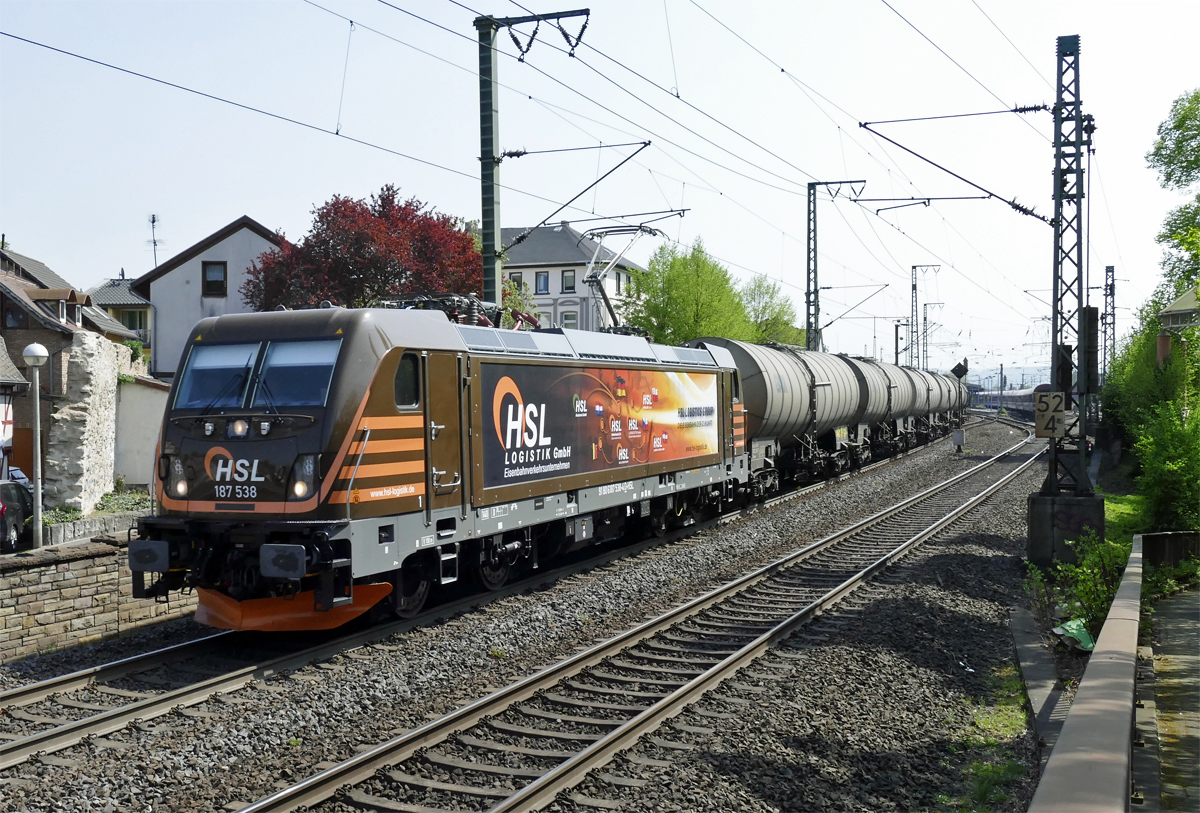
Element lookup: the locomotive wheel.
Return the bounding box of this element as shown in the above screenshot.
[472,553,512,591]
[393,564,431,619]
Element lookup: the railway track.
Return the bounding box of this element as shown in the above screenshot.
[0,422,986,775]
[240,429,1042,813]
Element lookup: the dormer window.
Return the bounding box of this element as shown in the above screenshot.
[74,304,83,326]
[58,300,67,322]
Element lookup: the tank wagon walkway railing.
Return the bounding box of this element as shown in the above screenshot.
[1028,536,1146,813]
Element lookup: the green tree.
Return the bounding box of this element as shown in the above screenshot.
[741,275,805,344]
[1147,88,1200,190]
[500,277,538,329]
[1148,89,1200,300]
[621,240,754,345]
[1101,89,1200,532]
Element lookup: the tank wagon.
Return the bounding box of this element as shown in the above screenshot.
[130,308,966,632]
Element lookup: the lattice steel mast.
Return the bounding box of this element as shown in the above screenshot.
[805,180,864,351]
[1044,34,1096,496]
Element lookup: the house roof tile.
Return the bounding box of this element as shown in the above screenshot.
[87,278,152,308]
[500,223,647,273]
[0,336,30,391]
[0,248,75,290]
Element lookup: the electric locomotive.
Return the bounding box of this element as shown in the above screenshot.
[130,307,967,632]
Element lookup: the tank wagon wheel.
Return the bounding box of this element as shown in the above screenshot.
[392,562,432,619]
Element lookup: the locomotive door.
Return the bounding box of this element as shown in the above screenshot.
[423,352,465,519]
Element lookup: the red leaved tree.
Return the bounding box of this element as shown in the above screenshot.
[241,185,481,310]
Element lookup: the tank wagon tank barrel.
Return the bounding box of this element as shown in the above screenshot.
[129,308,968,633]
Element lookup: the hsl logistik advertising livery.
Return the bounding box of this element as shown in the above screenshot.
[131,306,966,632]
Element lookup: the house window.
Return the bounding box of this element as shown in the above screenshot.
[561,270,575,293]
[202,261,228,297]
[561,311,578,330]
[121,309,147,331]
[508,272,523,290]
[535,271,549,295]
[73,304,83,326]
[4,306,26,329]
[615,272,622,294]
[58,300,67,322]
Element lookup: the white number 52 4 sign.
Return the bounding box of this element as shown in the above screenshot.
[1035,391,1067,438]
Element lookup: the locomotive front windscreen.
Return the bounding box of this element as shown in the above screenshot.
[174,343,260,409]
[251,339,341,408]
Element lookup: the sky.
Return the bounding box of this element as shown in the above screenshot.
[1,0,1197,385]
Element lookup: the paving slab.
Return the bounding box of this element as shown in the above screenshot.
[1153,587,1200,813]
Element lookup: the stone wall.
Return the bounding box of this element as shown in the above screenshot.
[0,534,197,664]
[44,331,121,513]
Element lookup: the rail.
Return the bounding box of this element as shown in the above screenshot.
[240,432,1041,812]
[1028,536,1144,813]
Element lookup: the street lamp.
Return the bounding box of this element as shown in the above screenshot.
[22,344,48,549]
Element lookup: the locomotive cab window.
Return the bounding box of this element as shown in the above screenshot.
[174,343,261,410]
[394,353,420,408]
[252,339,341,408]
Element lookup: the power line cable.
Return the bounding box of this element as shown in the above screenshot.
[678,2,1042,323]
[0,29,649,228]
[877,0,1049,143]
[397,0,816,193]
[969,0,1054,91]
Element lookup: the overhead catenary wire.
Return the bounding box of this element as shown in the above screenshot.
[680,1,1045,317]
[0,30,655,236]
[968,0,1055,91]
[403,0,819,193]
[877,0,1050,143]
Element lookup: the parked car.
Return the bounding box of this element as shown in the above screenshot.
[7,466,33,494]
[0,479,34,553]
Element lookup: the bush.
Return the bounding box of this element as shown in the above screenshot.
[1055,529,1132,637]
[26,507,83,527]
[95,489,153,513]
[1144,557,1200,602]
[1134,401,1200,532]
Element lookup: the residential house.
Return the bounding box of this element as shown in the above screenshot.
[0,248,144,510]
[131,215,281,378]
[88,271,153,348]
[1159,284,1199,332]
[0,337,29,480]
[500,223,646,332]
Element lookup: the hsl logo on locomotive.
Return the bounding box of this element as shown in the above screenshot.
[492,376,552,449]
[492,375,573,468]
[203,446,267,482]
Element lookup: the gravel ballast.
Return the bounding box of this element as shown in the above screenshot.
[0,421,1034,812]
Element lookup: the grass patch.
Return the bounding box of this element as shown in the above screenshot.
[933,662,1031,812]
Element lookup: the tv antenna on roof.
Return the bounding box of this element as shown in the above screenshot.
[147,214,164,266]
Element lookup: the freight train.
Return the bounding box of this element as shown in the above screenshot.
[130,307,967,632]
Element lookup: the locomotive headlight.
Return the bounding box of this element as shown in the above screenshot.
[227,419,250,438]
[170,457,188,498]
[288,454,319,501]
